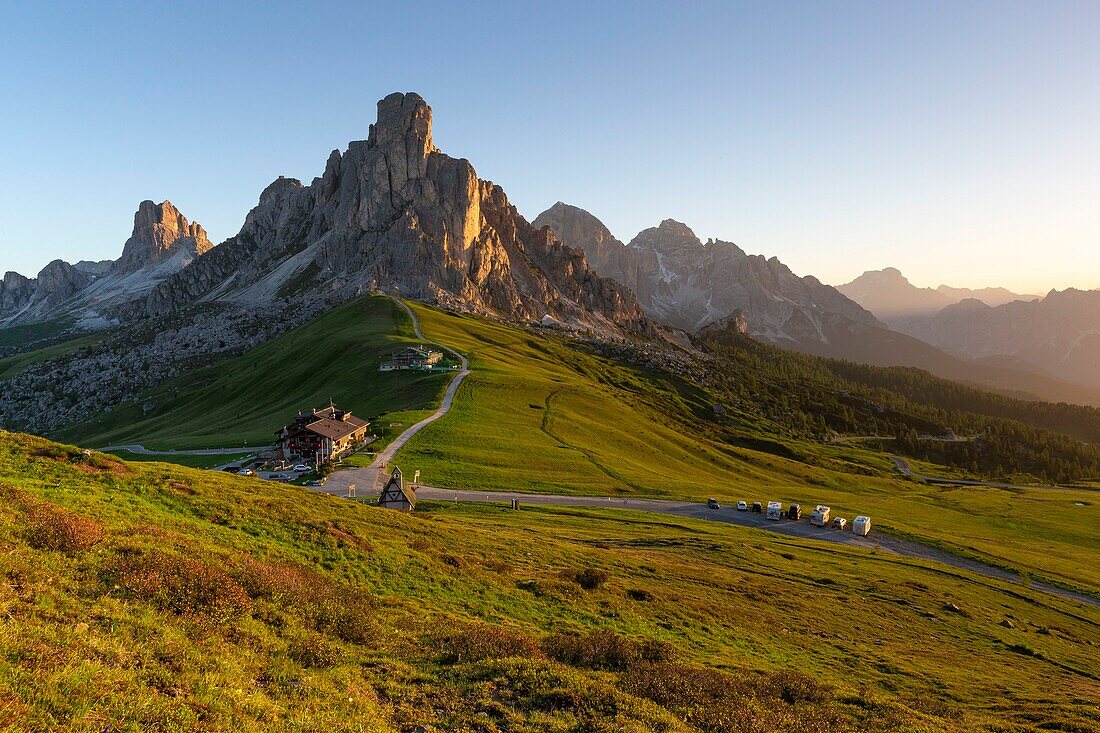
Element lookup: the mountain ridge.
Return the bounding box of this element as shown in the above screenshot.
[137,93,652,336]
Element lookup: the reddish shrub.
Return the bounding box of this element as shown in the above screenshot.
[1,485,105,553]
[234,558,375,643]
[105,550,252,625]
[620,663,840,733]
[430,622,541,664]
[542,629,674,671]
[25,503,105,553]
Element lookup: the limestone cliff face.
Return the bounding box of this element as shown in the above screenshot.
[535,203,880,347]
[143,92,650,333]
[113,200,211,275]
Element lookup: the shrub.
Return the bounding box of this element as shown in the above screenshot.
[234,558,375,643]
[542,629,674,671]
[105,550,252,625]
[429,622,541,664]
[17,496,105,553]
[751,669,830,704]
[562,567,609,590]
[288,632,344,668]
[620,663,838,733]
[625,588,653,602]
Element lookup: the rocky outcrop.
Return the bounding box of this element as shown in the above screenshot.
[142,93,650,334]
[535,203,879,346]
[113,200,212,275]
[0,271,36,317]
[695,310,750,344]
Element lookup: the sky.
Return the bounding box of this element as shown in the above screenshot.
[1,0,1098,293]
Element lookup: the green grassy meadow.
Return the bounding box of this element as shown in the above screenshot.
[39,296,1100,595]
[55,297,450,450]
[397,304,1100,596]
[0,432,1096,732]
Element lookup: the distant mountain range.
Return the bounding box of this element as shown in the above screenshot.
[840,268,1100,390]
[532,203,1100,405]
[838,267,1040,323]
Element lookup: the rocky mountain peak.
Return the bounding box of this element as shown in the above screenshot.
[113,200,212,274]
[367,92,437,165]
[629,219,702,262]
[533,202,623,251]
[140,91,651,335]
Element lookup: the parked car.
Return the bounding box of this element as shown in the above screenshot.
[811,505,831,527]
[707,498,721,509]
[766,501,783,520]
[787,503,802,520]
[751,501,763,513]
[852,515,872,536]
[736,500,748,511]
[237,468,255,476]
[292,464,311,472]
[832,517,848,531]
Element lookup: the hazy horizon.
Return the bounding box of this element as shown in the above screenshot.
[2,1,1098,294]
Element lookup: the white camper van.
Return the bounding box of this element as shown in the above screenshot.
[811,505,831,527]
[766,501,783,520]
[852,515,871,536]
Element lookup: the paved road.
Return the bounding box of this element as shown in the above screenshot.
[409,487,1099,608]
[323,298,470,496]
[100,443,260,456]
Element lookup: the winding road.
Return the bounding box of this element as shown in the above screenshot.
[408,487,1099,608]
[323,297,470,496]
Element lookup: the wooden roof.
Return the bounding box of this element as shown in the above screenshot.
[379,466,416,507]
[303,417,366,441]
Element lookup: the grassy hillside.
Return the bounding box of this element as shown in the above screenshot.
[398,304,1100,595]
[1,432,1097,732]
[55,297,450,450]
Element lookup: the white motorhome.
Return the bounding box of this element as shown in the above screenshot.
[811,505,831,527]
[852,515,872,536]
[766,501,783,520]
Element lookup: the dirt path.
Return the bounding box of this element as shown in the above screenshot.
[324,298,469,496]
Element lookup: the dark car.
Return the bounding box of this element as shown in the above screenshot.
[787,503,802,520]
[751,501,763,513]
[707,498,721,510]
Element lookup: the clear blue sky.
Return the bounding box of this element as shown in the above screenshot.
[2,0,1098,293]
